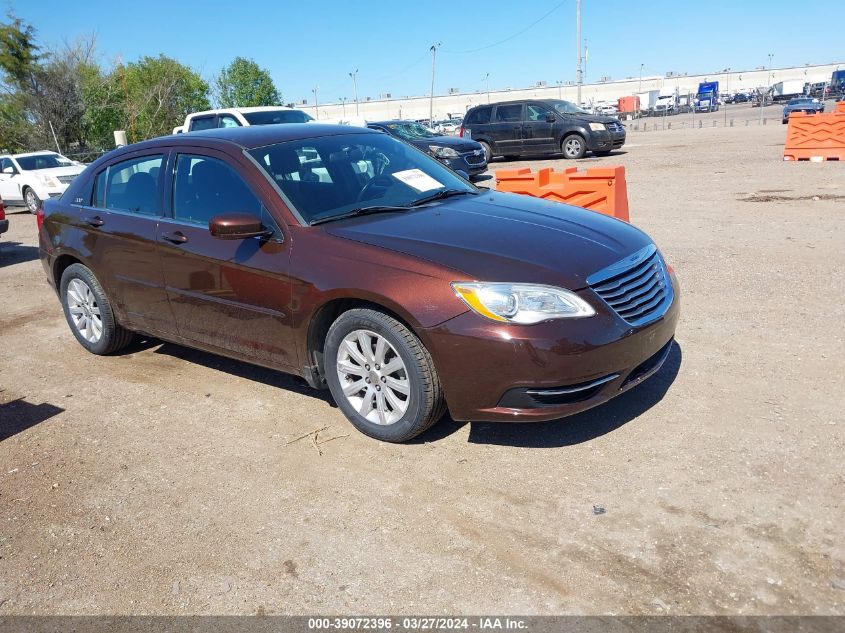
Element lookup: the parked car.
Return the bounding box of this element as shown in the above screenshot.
[367,120,487,179]
[732,93,750,103]
[0,151,86,213]
[174,106,316,134]
[782,97,824,124]
[434,119,462,135]
[0,195,7,238]
[39,124,678,442]
[594,102,619,116]
[461,99,625,160]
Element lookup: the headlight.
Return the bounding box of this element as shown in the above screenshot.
[589,122,607,132]
[451,282,595,324]
[429,145,460,159]
[35,174,60,187]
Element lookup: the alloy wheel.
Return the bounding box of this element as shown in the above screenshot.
[66,278,103,343]
[336,329,410,425]
[564,138,583,158]
[25,189,40,213]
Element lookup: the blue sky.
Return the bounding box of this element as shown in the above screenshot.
[12,0,844,105]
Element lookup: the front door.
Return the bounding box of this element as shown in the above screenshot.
[522,103,557,154]
[488,104,524,155]
[0,157,22,203]
[157,150,296,370]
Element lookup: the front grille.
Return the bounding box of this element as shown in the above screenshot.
[587,244,673,327]
[606,121,625,133]
[57,175,77,184]
[462,151,486,165]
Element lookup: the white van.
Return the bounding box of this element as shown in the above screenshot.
[173,106,315,134]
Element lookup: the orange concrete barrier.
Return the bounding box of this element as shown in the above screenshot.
[495,165,630,222]
[783,100,845,161]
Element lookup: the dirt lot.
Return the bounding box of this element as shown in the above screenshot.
[1,116,843,615]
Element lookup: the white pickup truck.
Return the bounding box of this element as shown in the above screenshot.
[173,106,367,134]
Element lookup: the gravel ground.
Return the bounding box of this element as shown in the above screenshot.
[1,115,843,615]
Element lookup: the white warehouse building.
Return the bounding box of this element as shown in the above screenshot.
[308,62,843,122]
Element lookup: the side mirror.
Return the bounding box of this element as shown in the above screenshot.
[545,113,556,123]
[2,166,15,174]
[209,213,273,240]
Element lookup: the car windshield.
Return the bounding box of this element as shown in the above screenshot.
[242,110,314,125]
[249,132,476,224]
[549,100,589,115]
[16,153,74,170]
[385,122,438,140]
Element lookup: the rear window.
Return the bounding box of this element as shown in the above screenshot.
[464,106,492,125]
[242,110,314,125]
[495,105,522,122]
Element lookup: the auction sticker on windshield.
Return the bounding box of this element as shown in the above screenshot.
[392,169,443,192]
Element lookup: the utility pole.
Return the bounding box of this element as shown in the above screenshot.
[557,80,563,99]
[340,97,347,117]
[575,0,582,105]
[639,63,644,92]
[349,70,359,115]
[312,86,319,118]
[484,72,490,103]
[583,38,588,85]
[429,42,441,125]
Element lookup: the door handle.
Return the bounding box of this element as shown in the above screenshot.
[82,215,104,227]
[160,231,188,244]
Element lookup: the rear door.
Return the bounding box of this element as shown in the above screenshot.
[157,148,297,369]
[522,103,557,154]
[488,104,524,155]
[74,151,175,335]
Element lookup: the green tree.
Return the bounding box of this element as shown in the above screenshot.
[120,55,211,142]
[0,13,39,85]
[215,56,280,108]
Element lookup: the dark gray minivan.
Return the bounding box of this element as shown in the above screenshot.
[460,99,626,160]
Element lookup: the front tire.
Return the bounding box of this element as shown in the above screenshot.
[324,308,445,442]
[562,134,587,159]
[24,187,41,214]
[60,263,133,355]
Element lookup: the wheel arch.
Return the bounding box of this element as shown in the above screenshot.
[304,296,421,390]
[52,252,86,288]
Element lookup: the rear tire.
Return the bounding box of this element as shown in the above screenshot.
[562,134,587,159]
[324,308,445,443]
[60,263,133,355]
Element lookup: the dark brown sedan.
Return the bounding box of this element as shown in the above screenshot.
[38,124,679,442]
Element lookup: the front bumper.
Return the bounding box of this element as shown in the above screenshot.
[588,130,626,152]
[421,274,680,422]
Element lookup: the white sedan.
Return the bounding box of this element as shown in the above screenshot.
[0,152,86,213]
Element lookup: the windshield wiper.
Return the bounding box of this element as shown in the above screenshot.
[408,189,478,207]
[310,205,411,226]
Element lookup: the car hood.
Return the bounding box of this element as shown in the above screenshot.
[409,135,481,152]
[30,165,86,178]
[567,113,619,125]
[324,191,652,289]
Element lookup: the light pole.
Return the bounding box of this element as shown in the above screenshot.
[429,42,441,126]
[556,80,563,99]
[575,0,582,105]
[340,97,347,117]
[484,72,490,103]
[349,70,359,115]
[312,86,319,118]
[639,63,644,92]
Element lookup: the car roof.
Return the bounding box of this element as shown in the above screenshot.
[190,106,305,116]
[136,124,377,152]
[8,151,60,158]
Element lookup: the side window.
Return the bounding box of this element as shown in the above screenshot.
[465,107,491,125]
[172,154,262,226]
[527,104,552,121]
[94,155,164,215]
[495,104,523,122]
[218,115,240,128]
[189,116,217,131]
